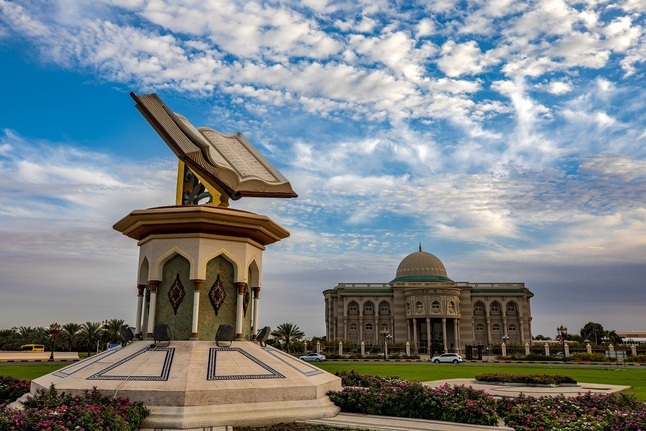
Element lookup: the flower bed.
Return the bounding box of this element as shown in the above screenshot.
[475,373,577,386]
[329,371,499,426]
[0,377,30,404]
[0,383,149,431]
[497,392,646,431]
[329,371,646,431]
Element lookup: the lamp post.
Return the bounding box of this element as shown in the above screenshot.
[380,326,390,360]
[48,322,60,361]
[557,325,568,363]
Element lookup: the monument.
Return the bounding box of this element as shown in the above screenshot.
[30,93,341,430]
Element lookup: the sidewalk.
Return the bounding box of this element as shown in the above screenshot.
[301,412,513,431]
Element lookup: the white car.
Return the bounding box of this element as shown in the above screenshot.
[300,352,326,362]
[431,353,463,364]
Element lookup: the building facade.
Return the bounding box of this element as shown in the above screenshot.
[323,247,534,354]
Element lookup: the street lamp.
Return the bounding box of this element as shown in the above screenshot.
[557,325,568,362]
[380,326,390,360]
[48,322,60,361]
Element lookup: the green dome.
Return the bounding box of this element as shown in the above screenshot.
[391,246,453,282]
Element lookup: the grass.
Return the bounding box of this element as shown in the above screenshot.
[316,362,646,401]
[0,364,67,380]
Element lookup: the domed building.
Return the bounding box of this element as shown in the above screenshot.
[323,246,534,355]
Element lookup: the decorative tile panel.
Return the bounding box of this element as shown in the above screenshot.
[168,273,186,315]
[209,274,226,316]
[243,284,250,317]
[207,347,284,380]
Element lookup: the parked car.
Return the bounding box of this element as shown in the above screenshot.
[430,353,463,364]
[300,352,326,362]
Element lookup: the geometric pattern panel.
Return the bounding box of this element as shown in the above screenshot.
[168,273,186,315]
[208,274,226,316]
[207,347,284,380]
[243,284,250,317]
[87,347,174,381]
[262,347,324,377]
[53,347,122,378]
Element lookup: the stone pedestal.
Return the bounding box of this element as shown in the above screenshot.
[32,341,341,429]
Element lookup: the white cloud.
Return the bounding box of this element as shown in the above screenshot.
[546,81,572,95]
[437,40,489,77]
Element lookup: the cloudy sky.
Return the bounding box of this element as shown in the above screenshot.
[0,0,644,340]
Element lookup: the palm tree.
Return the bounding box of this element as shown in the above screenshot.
[78,322,103,356]
[270,323,305,353]
[61,323,82,352]
[103,319,126,345]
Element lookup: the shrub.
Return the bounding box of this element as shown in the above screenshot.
[475,373,576,385]
[517,353,560,361]
[0,376,30,404]
[496,392,646,431]
[570,352,610,362]
[627,354,646,363]
[329,372,498,426]
[0,385,149,431]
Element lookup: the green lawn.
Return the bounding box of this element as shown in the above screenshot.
[317,362,646,400]
[3,361,645,401]
[0,364,67,381]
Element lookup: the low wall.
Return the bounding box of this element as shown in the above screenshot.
[0,351,80,361]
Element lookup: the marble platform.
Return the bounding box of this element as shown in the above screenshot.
[31,340,341,429]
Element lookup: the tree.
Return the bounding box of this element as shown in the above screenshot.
[580,322,605,345]
[102,319,126,345]
[78,322,103,355]
[270,323,305,353]
[61,323,82,352]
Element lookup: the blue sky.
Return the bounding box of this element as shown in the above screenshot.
[0,0,644,339]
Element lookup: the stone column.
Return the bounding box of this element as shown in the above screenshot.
[146,281,159,338]
[426,318,431,354]
[412,318,418,353]
[251,287,260,339]
[190,280,203,340]
[501,342,507,357]
[374,317,379,345]
[406,341,410,356]
[525,342,530,356]
[453,319,459,352]
[234,282,246,340]
[586,343,592,354]
[135,284,145,339]
[486,317,492,344]
[544,343,550,356]
[442,318,448,353]
[338,341,343,355]
[316,341,321,354]
[631,345,637,357]
[360,341,365,356]
[564,342,570,357]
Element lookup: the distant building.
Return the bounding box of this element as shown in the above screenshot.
[323,246,534,354]
[616,331,646,345]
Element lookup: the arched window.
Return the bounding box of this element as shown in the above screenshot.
[380,323,389,332]
[476,323,485,332]
[506,303,517,314]
[474,302,485,315]
[508,323,517,332]
[349,323,358,330]
[348,302,358,315]
[365,323,373,331]
[379,302,390,314]
[416,301,424,313]
[431,301,440,312]
[448,301,455,314]
[490,303,500,315]
[364,302,374,315]
[492,323,501,332]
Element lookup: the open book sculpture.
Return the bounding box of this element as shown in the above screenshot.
[131,92,297,207]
